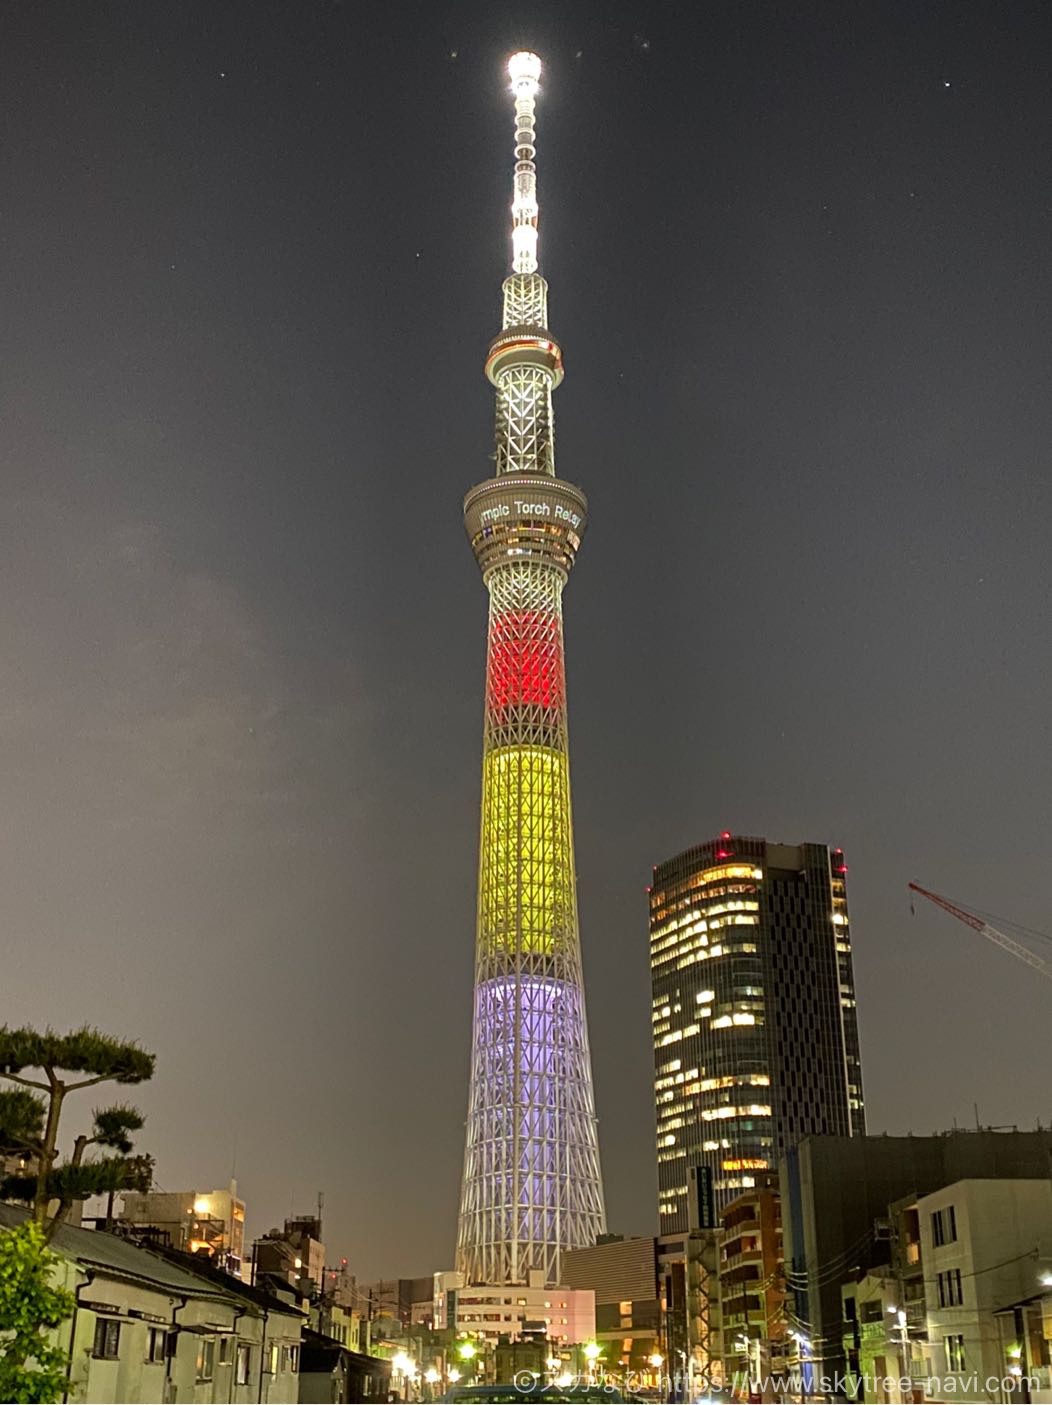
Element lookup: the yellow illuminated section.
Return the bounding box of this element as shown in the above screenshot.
[478,744,573,956]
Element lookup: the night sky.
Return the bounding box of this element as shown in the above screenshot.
[3,0,1050,1281]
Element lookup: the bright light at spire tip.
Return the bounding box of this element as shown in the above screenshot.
[508,50,542,92]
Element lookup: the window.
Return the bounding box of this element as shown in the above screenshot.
[92,1318,121,1360]
[945,1334,965,1372]
[932,1206,957,1246]
[236,1344,251,1386]
[218,1335,232,1364]
[937,1269,963,1307]
[196,1338,216,1382]
[145,1328,167,1363]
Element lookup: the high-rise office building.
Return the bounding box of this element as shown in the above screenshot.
[649,834,864,1231]
[454,52,605,1286]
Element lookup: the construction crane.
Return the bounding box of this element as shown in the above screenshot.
[908,882,1052,982]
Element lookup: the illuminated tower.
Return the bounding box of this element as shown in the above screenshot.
[456,51,606,1287]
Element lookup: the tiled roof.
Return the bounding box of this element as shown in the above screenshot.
[0,1204,298,1313]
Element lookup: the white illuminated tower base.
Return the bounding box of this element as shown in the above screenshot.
[454,52,606,1289]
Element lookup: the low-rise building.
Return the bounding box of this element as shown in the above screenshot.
[841,1177,1052,1403]
[842,1269,909,1401]
[718,1171,786,1392]
[254,1215,326,1297]
[563,1235,662,1378]
[920,1179,1052,1401]
[298,1327,391,1403]
[781,1127,1052,1387]
[0,1202,301,1403]
[117,1178,246,1277]
[309,1297,362,1351]
[434,1268,595,1350]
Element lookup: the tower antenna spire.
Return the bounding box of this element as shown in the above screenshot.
[507,51,542,274]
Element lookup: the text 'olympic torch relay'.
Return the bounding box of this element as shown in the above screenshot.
[456,52,606,1288]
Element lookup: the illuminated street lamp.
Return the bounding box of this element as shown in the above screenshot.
[448,1368,461,1384]
[583,1342,602,1384]
[391,1352,417,1404]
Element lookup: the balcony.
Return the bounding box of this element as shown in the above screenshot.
[722,1217,761,1237]
[721,1251,763,1275]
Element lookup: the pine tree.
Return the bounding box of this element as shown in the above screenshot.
[0,1027,155,1239]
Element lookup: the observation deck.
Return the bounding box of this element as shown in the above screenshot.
[463,474,587,579]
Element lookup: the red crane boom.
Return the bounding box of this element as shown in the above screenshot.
[908,882,1052,981]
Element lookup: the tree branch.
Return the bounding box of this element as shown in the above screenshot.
[0,1070,49,1093]
[43,1200,74,1243]
[5,1133,45,1156]
[69,1134,92,1170]
[65,1074,120,1092]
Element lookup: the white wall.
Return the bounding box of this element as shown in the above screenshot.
[920,1179,1052,1400]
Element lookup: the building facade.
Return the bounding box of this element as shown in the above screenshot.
[783,1128,1052,1390]
[562,1235,663,1375]
[117,1179,246,1276]
[298,1329,390,1404]
[650,834,864,1229]
[455,50,605,1288]
[254,1215,325,1296]
[920,1179,1052,1401]
[718,1171,786,1388]
[434,1269,595,1350]
[0,1203,301,1405]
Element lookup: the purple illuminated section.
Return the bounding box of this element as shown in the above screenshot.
[472,975,585,1243]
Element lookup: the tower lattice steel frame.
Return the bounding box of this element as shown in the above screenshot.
[456,52,606,1287]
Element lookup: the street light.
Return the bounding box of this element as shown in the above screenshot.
[458,1341,477,1360]
[448,1368,461,1384]
[391,1352,417,1403]
[425,1369,440,1385]
[583,1341,602,1383]
[646,1352,664,1390]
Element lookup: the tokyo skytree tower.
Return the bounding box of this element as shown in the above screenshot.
[456,52,606,1287]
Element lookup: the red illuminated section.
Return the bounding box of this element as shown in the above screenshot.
[487,610,563,711]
